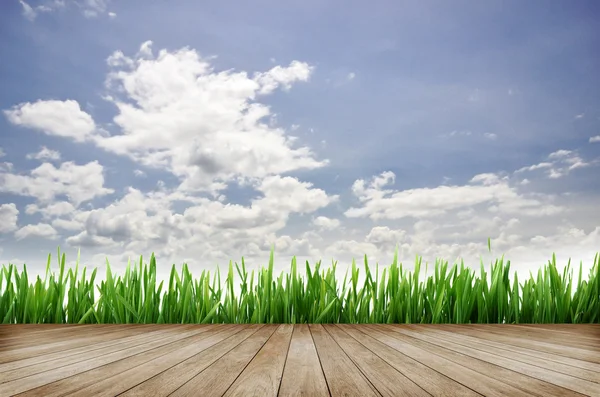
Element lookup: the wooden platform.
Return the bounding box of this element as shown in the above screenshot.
[0,324,598,396]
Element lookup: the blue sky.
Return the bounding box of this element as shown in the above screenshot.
[1,0,599,282]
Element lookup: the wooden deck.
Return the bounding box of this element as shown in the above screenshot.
[0,324,598,396]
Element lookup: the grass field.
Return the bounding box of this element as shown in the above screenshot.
[0,247,598,324]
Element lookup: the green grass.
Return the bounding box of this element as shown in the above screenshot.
[0,247,598,324]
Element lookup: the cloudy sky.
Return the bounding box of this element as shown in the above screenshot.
[1,0,599,284]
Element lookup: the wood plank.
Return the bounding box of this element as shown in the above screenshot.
[221,324,294,397]
[169,325,279,397]
[436,324,600,365]
[0,324,185,364]
[400,324,600,384]
[337,324,477,397]
[326,325,428,397]
[309,324,380,397]
[473,324,600,350]
[1,324,597,397]
[0,325,109,347]
[363,324,536,397]
[14,325,234,397]
[59,325,244,397]
[277,324,330,397]
[0,324,234,397]
[119,324,266,397]
[383,324,590,397]
[433,325,600,374]
[508,325,600,345]
[529,324,600,335]
[0,324,197,375]
[0,325,137,353]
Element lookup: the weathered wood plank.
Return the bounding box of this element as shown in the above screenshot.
[436,324,600,364]
[0,324,597,397]
[221,324,294,397]
[472,324,600,350]
[429,325,600,373]
[64,325,245,397]
[337,324,478,397]
[170,325,278,397]
[384,324,590,397]
[0,325,233,397]
[363,324,534,397]
[310,324,381,397]
[278,324,330,397]
[326,325,428,397]
[0,325,200,380]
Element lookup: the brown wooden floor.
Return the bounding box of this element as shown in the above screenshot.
[0,324,598,396]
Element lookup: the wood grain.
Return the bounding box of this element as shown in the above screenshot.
[0,324,597,397]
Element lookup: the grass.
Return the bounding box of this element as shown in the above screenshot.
[0,247,598,324]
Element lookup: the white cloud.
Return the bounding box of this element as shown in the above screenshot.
[14,223,58,241]
[346,169,563,221]
[590,136,600,143]
[0,161,113,207]
[365,226,407,249]
[133,169,146,177]
[137,41,153,58]
[347,72,356,80]
[254,61,313,94]
[312,216,340,230]
[80,0,109,18]
[108,11,116,18]
[4,100,96,142]
[0,204,19,233]
[26,146,61,161]
[548,149,572,159]
[19,0,112,20]
[19,1,37,21]
[26,201,76,219]
[515,149,595,179]
[515,162,552,173]
[484,132,497,140]
[92,43,325,194]
[0,148,5,158]
[59,174,337,259]
[575,113,584,119]
[19,0,66,21]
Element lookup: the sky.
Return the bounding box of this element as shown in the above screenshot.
[0,0,599,285]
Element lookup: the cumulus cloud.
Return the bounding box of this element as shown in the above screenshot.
[14,223,58,241]
[312,216,341,230]
[254,60,313,94]
[26,146,61,161]
[0,204,19,233]
[590,136,600,143]
[59,173,337,261]
[4,100,96,142]
[365,226,407,249]
[346,169,563,221]
[25,201,76,219]
[0,161,113,207]
[89,43,325,193]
